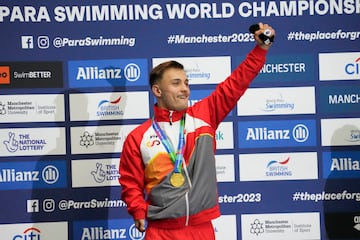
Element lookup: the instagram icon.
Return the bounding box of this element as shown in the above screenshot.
[38,36,49,49]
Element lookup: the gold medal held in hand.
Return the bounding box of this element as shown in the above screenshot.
[170,172,185,187]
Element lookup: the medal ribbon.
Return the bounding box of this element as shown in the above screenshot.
[152,114,185,173]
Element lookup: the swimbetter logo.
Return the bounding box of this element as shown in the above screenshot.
[0,66,10,84]
[0,62,63,88]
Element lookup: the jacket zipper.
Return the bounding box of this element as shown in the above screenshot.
[169,111,173,125]
[183,162,192,226]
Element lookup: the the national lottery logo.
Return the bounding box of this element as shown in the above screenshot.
[91,162,120,183]
[3,132,46,153]
[91,162,106,183]
[80,131,94,148]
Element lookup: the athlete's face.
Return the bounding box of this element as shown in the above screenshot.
[152,68,190,111]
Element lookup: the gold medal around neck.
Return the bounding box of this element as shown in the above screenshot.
[170,172,185,187]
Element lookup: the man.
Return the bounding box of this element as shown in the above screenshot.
[119,22,275,239]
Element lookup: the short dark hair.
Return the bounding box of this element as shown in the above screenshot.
[149,60,184,87]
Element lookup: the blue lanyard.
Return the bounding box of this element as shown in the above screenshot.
[152,114,185,173]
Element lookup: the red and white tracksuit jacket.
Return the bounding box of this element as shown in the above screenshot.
[119,45,267,229]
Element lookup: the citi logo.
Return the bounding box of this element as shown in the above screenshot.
[13,227,41,239]
[345,57,360,75]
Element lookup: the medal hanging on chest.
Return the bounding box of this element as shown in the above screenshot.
[152,114,186,187]
[170,172,185,187]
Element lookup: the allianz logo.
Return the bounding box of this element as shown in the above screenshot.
[330,158,360,171]
[0,165,59,184]
[76,66,122,80]
[80,224,144,240]
[246,124,309,142]
[75,63,140,82]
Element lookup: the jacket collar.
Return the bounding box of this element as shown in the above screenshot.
[153,104,187,123]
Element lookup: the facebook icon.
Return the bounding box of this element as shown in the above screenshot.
[21,36,34,49]
[27,199,39,213]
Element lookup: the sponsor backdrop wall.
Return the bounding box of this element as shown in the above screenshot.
[0,1,359,239]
